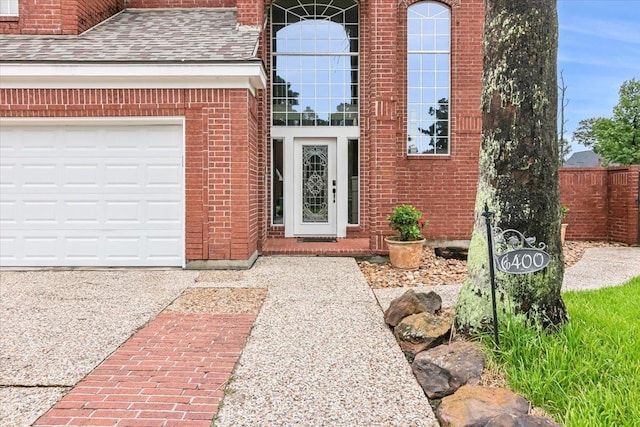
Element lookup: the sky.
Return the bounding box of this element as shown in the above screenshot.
[558,0,640,156]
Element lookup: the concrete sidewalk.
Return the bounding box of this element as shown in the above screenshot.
[562,246,640,291]
[213,257,436,426]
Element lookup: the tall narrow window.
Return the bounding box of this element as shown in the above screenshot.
[407,2,450,155]
[347,139,359,224]
[0,0,19,15]
[272,139,284,225]
[271,0,359,127]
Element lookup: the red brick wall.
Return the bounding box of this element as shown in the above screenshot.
[124,0,234,7]
[76,0,123,33]
[1,0,63,34]
[559,168,609,241]
[559,166,639,244]
[0,88,260,262]
[368,0,484,250]
[237,0,262,26]
[608,166,639,244]
[1,0,122,34]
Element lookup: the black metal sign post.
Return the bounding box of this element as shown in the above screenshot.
[482,202,552,352]
[483,203,500,351]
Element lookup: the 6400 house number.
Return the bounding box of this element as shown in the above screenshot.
[496,248,550,274]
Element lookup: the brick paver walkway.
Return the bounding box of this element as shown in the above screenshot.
[34,312,256,427]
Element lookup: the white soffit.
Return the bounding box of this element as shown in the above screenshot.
[0,62,267,94]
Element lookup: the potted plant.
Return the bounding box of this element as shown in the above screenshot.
[560,205,569,244]
[384,204,428,269]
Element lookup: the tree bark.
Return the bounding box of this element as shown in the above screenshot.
[455,0,568,334]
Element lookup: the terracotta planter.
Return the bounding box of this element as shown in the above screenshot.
[384,237,425,270]
[561,223,568,243]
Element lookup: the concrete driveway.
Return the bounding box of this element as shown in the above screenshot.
[0,269,205,426]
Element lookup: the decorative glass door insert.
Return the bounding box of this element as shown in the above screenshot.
[292,138,337,236]
[302,145,329,223]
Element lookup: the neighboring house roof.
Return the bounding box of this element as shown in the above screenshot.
[564,150,602,167]
[0,9,260,63]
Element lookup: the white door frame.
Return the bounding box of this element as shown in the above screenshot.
[272,127,358,238]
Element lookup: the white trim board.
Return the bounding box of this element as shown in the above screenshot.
[0,62,267,94]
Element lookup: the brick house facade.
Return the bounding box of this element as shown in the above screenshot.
[0,0,485,268]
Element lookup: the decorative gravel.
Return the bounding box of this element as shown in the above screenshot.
[358,240,626,290]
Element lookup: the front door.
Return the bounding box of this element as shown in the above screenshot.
[293,138,337,236]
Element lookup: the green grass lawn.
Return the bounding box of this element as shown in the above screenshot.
[488,276,640,426]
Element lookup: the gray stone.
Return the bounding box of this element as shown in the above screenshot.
[384,289,441,327]
[485,414,562,427]
[435,247,468,260]
[436,385,530,427]
[394,310,453,359]
[412,341,485,399]
[416,291,442,315]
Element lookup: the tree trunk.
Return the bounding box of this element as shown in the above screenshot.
[455,0,568,334]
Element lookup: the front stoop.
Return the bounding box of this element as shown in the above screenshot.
[262,237,371,256]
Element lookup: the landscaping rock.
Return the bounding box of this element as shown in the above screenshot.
[416,291,442,314]
[384,289,442,326]
[394,310,453,359]
[412,341,485,399]
[435,247,468,261]
[436,385,530,427]
[485,414,562,427]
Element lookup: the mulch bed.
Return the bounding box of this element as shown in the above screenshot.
[358,241,627,289]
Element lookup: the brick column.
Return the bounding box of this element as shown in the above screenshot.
[364,0,400,251]
[236,0,264,27]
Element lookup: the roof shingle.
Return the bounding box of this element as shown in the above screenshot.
[0,9,261,63]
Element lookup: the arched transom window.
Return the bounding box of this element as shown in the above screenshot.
[271,0,359,127]
[407,2,451,155]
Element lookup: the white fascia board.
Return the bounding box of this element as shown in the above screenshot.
[0,62,267,94]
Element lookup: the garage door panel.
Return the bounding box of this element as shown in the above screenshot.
[2,228,183,266]
[0,201,17,225]
[64,164,100,187]
[4,196,182,230]
[65,237,101,261]
[23,200,58,224]
[23,237,59,261]
[147,164,182,187]
[0,163,17,189]
[0,123,184,267]
[146,237,183,260]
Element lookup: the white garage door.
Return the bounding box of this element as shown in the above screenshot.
[0,122,184,267]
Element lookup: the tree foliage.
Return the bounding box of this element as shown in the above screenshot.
[572,78,640,165]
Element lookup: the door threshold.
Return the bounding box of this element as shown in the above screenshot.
[296,236,338,243]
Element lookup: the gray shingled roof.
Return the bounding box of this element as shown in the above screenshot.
[0,9,261,63]
[564,150,603,167]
